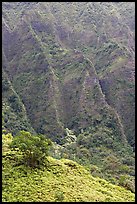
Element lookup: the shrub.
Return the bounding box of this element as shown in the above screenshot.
[10,131,52,168]
[54,190,64,202]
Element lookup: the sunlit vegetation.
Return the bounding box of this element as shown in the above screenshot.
[2,131,135,202]
[2,2,134,202]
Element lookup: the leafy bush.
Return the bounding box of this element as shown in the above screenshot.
[10,131,52,168]
[54,190,64,202]
[118,175,135,193]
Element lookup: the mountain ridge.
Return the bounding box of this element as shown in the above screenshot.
[2,2,134,146]
[2,2,135,195]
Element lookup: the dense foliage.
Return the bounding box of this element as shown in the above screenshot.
[2,132,135,202]
[2,2,135,202]
[51,127,135,193]
[2,2,135,146]
[9,131,52,167]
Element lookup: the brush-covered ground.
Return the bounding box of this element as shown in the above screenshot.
[3,157,135,202]
[2,2,135,147]
[2,132,135,202]
[2,2,135,202]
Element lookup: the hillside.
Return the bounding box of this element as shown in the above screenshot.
[2,134,135,202]
[2,2,135,200]
[2,2,135,145]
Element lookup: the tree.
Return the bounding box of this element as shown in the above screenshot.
[103,154,121,173]
[10,130,52,167]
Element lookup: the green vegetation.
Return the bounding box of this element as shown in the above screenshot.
[2,2,134,146]
[2,132,135,202]
[55,127,135,193]
[2,2,135,202]
[2,70,35,135]
[10,131,52,167]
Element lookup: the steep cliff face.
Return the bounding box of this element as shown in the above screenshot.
[2,2,135,148]
[2,68,35,135]
[99,61,135,147]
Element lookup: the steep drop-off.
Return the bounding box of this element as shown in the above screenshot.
[2,2,135,191]
[2,2,135,148]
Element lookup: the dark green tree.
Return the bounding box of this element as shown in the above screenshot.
[10,130,52,167]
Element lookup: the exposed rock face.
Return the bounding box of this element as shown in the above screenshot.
[2,2,135,147]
